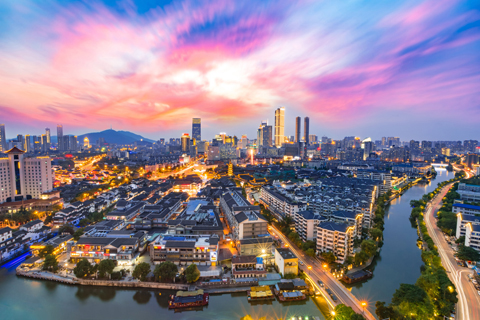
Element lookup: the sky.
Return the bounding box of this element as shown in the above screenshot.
[0,0,479,141]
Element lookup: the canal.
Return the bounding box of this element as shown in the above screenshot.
[0,264,328,320]
[346,169,455,316]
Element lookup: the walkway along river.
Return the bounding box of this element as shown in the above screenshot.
[346,169,455,316]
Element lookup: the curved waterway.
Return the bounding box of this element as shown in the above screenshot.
[347,169,455,316]
[0,262,327,320]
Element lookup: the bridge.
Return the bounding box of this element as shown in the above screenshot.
[432,163,448,167]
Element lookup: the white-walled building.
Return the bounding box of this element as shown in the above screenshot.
[274,248,298,276]
[0,147,53,204]
[465,223,480,252]
[294,210,324,242]
[456,213,480,239]
[316,222,354,264]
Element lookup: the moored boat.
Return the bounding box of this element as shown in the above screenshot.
[168,289,209,309]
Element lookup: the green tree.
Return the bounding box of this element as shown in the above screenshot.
[73,228,85,241]
[184,264,200,283]
[98,259,116,278]
[369,228,383,241]
[391,283,434,318]
[74,258,92,278]
[334,304,365,320]
[132,262,151,281]
[153,261,178,282]
[43,254,59,273]
[58,224,75,235]
[38,244,55,258]
[320,251,336,264]
[375,301,395,319]
[456,245,480,262]
[455,236,465,245]
[304,248,316,257]
[354,251,369,266]
[360,239,378,256]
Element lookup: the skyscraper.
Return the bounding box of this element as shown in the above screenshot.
[57,124,63,151]
[274,107,285,147]
[45,128,51,151]
[25,135,31,153]
[295,117,301,143]
[181,133,190,152]
[304,117,310,146]
[192,118,201,142]
[0,124,6,152]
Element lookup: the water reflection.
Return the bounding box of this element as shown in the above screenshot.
[133,290,151,304]
[75,286,116,302]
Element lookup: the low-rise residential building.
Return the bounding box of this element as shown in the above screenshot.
[149,235,219,266]
[316,221,354,264]
[106,202,145,222]
[231,255,267,279]
[294,210,324,242]
[356,169,392,194]
[456,213,480,239]
[330,210,363,239]
[220,191,268,241]
[274,248,298,276]
[456,183,480,202]
[452,203,480,216]
[260,186,307,218]
[465,223,480,252]
[68,236,141,266]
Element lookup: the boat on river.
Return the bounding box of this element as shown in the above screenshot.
[247,285,275,301]
[168,289,209,309]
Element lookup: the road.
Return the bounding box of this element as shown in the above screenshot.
[424,171,479,320]
[270,225,376,320]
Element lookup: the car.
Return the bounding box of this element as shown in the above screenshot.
[317,280,324,287]
[326,288,332,295]
[300,261,304,266]
[472,280,477,285]
[331,294,338,301]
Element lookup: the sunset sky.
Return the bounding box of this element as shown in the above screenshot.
[0,0,479,141]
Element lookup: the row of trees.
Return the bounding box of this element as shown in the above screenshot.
[376,173,468,318]
[73,258,117,279]
[131,262,201,283]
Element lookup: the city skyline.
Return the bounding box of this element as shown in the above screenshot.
[0,0,479,140]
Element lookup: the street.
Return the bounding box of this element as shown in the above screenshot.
[269,225,376,320]
[424,177,480,320]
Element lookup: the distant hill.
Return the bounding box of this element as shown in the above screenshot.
[76,129,155,145]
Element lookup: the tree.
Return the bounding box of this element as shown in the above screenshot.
[184,264,200,283]
[369,228,383,242]
[333,304,365,320]
[456,245,480,262]
[43,254,59,273]
[455,236,465,245]
[153,261,178,282]
[354,250,369,266]
[73,228,85,241]
[132,262,151,281]
[74,258,92,278]
[98,259,116,278]
[58,224,75,235]
[38,244,55,258]
[320,251,336,264]
[375,301,395,319]
[304,248,316,257]
[361,239,378,257]
[391,283,434,318]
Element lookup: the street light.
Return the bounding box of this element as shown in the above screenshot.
[361,301,367,315]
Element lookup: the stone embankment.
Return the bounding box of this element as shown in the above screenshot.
[16,269,189,290]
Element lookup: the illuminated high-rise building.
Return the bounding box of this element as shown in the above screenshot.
[0,124,6,152]
[0,146,53,203]
[304,117,310,146]
[274,107,285,147]
[181,133,190,152]
[295,117,301,143]
[45,128,51,151]
[25,135,31,153]
[192,118,201,142]
[57,124,63,150]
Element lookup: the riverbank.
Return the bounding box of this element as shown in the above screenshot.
[16,268,189,290]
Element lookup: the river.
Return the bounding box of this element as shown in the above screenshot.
[0,262,327,320]
[346,169,455,315]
